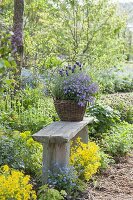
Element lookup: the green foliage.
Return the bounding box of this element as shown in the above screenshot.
[0,88,57,133]
[87,103,120,138]
[0,20,17,92]
[96,64,133,94]
[100,93,133,124]
[102,122,133,158]
[38,185,66,200]
[114,77,133,93]
[98,72,133,94]
[99,151,114,171]
[2,0,126,71]
[47,166,85,196]
[0,131,42,175]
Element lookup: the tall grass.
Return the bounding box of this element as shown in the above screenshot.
[0,88,57,133]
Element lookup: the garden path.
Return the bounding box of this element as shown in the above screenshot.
[84,151,133,200]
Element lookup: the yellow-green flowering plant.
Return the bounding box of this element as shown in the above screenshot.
[0,165,37,200]
[0,131,42,174]
[70,138,101,181]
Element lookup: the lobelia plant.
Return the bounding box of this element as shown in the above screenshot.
[51,62,99,106]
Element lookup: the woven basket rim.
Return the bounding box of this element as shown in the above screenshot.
[54,99,87,106]
[54,99,78,103]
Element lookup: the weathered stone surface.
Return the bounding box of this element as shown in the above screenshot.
[33,117,94,144]
[32,117,94,183]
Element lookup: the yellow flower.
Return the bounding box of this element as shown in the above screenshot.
[70,138,101,181]
[24,131,31,136]
[20,132,27,139]
[2,165,9,172]
[0,165,37,200]
[26,138,34,146]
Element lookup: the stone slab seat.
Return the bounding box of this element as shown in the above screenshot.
[32,117,94,183]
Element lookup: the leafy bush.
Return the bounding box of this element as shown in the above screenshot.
[0,22,17,93]
[114,77,133,93]
[70,138,101,181]
[100,76,133,94]
[47,166,85,196]
[0,165,37,200]
[87,103,120,138]
[99,151,114,171]
[0,131,42,175]
[98,67,133,94]
[0,89,57,133]
[102,122,133,158]
[98,73,116,94]
[100,93,133,124]
[38,185,66,200]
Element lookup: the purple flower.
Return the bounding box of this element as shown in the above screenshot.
[68,65,71,70]
[76,61,81,66]
[61,73,98,105]
[66,70,69,76]
[59,69,63,76]
[73,64,76,69]
[54,63,99,106]
[72,67,75,73]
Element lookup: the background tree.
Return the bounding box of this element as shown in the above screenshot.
[1,0,126,74]
[12,0,24,89]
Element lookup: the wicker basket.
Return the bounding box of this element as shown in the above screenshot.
[54,100,86,121]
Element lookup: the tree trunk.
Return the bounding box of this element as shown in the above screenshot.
[12,0,24,91]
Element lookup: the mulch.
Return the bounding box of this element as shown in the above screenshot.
[81,152,133,200]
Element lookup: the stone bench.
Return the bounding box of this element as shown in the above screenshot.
[32,117,94,183]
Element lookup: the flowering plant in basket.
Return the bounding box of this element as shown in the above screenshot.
[50,62,99,121]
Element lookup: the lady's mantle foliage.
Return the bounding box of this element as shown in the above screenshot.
[52,62,98,106]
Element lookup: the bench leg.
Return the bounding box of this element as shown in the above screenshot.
[42,142,70,184]
[73,125,88,144]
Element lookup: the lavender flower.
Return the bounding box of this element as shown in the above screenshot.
[66,70,69,76]
[73,64,76,69]
[59,69,64,77]
[68,65,71,70]
[62,73,98,106]
[52,62,99,106]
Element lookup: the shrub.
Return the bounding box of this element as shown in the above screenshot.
[87,103,120,138]
[114,77,133,93]
[0,92,57,133]
[99,151,114,171]
[102,122,133,158]
[0,131,42,175]
[38,185,66,200]
[100,93,133,124]
[98,73,115,94]
[98,68,133,94]
[0,165,37,200]
[70,138,101,181]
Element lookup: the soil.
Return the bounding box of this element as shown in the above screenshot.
[82,152,133,200]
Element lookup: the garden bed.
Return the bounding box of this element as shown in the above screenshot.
[87,151,133,200]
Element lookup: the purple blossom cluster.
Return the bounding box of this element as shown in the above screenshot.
[63,73,98,106]
[52,62,99,106]
[58,61,82,77]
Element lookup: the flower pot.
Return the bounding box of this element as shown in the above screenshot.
[54,100,86,121]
